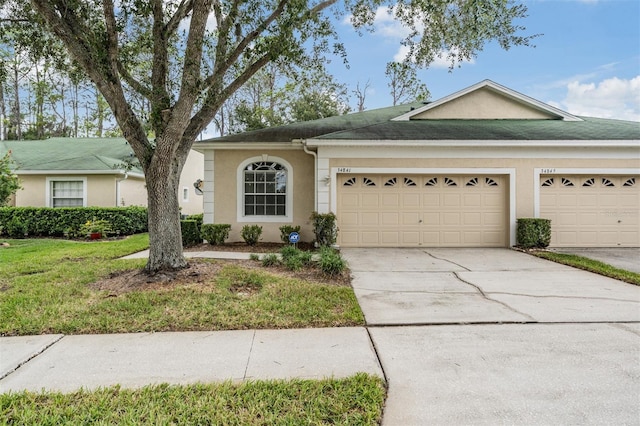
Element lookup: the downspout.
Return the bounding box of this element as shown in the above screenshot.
[297,139,318,212]
[116,172,128,207]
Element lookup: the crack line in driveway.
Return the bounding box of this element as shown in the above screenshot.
[484,292,639,303]
[423,250,471,271]
[242,330,256,381]
[0,334,65,381]
[452,272,536,321]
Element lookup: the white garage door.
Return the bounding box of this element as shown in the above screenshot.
[337,174,508,247]
[540,175,639,247]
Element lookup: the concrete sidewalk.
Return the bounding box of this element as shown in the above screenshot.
[0,328,383,393]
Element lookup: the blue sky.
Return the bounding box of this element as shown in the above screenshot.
[325,0,640,121]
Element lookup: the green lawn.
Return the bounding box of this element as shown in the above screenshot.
[0,374,386,425]
[0,235,364,336]
[532,251,640,286]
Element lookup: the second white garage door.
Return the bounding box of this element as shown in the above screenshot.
[337,174,508,247]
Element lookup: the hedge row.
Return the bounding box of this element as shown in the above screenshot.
[0,206,148,237]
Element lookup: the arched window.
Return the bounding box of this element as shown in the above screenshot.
[238,156,292,222]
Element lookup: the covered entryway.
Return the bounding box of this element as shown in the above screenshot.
[540,175,639,247]
[337,174,508,247]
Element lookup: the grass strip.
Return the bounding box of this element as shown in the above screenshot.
[532,251,640,286]
[0,236,364,336]
[0,373,386,425]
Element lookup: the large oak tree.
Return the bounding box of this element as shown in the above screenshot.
[15,0,534,273]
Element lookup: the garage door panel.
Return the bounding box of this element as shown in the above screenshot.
[361,194,379,207]
[381,212,400,225]
[540,175,639,247]
[361,212,379,226]
[338,174,507,247]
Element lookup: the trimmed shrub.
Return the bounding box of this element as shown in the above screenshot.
[201,224,231,245]
[318,247,346,276]
[279,225,301,243]
[261,253,280,267]
[516,218,551,249]
[181,220,201,247]
[241,225,262,246]
[186,213,203,229]
[0,206,147,237]
[311,212,338,247]
[6,217,27,238]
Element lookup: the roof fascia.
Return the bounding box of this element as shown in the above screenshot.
[392,79,583,122]
[193,142,303,151]
[16,169,145,178]
[306,139,639,148]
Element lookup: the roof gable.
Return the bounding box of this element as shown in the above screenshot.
[392,80,582,122]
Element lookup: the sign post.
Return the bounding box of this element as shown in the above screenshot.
[288,231,300,248]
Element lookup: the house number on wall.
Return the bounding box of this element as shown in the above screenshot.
[541,168,556,173]
[337,167,352,173]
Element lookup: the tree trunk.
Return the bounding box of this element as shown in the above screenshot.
[144,151,188,273]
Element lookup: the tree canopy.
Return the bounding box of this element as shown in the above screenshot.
[1,0,535,273]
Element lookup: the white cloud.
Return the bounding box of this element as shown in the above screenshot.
[393,45,475,69]
[557,76,640,121]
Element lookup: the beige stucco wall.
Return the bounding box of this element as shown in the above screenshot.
[14,175,47,206]
[212,149,315,243]
[413,88,555,120]
[179,150,204,215]
[118,177,147,207]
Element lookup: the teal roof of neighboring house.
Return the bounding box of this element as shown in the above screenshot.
[196,105,640,145]
[0,138,143,175]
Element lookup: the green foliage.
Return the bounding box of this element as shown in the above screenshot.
[6,217,27,239]
[241,225,263,246]
[186,213,203,228]
[0,152,21,206]
[180,220,201,247]
[280,246,313,271]
[533,251,640,286]
[201,224,231,245]
[249,253,260,261]
[385,61,431,105]
[318,247,347,277]
[516,218,551,249]
[279,225,301,243]
[0,374,385,425]
[311,212,338,247]
[0,237,365,336]
[0,206,147,237]
[79,218,112,237]
[261,253,280,267]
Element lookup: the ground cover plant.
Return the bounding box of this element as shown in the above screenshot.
[0,235,363,336]
[0,374,386,425]
[532,251,640,286]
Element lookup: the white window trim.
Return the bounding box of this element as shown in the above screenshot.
[533,168,640,218]
[182,186,190,202]
[46,177,88,207]
[329,167,517,246]
[237,155,293,223]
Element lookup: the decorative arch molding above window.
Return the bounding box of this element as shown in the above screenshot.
[582,178,595,187]
[561,178,574,187]
[623,178,636,187]
[485,177,499,187]
[465,177,478,187]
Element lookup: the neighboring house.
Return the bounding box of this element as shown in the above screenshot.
[194,80,640,248]
[1,138,204,216]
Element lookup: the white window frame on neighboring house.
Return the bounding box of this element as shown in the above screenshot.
[46,177,87,207]
[237,156,293,223]
[182,186,190,203]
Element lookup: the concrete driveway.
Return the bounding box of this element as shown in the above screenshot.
[342,248,640,425]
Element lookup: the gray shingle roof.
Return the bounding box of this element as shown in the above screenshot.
[0,138,142,174]
[196,105,639,145]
